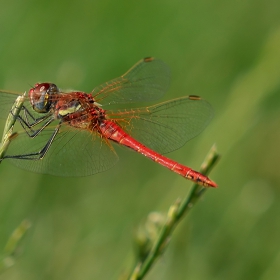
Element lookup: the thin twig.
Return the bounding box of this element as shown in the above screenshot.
[128,145,220,280]
[0,92,26,160]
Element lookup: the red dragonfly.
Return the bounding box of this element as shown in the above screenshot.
[0,57,217,187]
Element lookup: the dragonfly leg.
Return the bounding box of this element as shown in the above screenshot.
[12,106,50,127]
[2,123,61,160]
[12,106,55,138]
[19,116,55,138]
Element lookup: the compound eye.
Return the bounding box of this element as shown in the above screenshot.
[29,83,59,113]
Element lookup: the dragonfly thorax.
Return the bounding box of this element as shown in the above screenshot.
[53,91,106,130]
[29,83,59,113]
[56,99,83,118]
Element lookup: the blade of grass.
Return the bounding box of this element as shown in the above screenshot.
[0,220,31,274]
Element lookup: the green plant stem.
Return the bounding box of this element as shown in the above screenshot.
[0,92,26,160]
[129,145,220,280]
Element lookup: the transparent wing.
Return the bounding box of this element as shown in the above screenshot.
[0,58,170,116]
[5,122,118,176]
[107,96,214,154]
[0,90,26,119]
[92,57,170,106]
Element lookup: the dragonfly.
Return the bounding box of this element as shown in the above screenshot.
[0,57,217,187]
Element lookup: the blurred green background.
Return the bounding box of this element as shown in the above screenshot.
[0,0,280,279]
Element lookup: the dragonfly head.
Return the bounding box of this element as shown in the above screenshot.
[29,83,59,113]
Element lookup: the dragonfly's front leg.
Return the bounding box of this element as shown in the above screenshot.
[2,122,61,161]
[21,106,52,127]
[13,106,54,138]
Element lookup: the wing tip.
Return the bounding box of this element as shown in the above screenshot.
[143,57,154,62]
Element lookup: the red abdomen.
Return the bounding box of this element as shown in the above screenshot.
[100,120,217,188]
